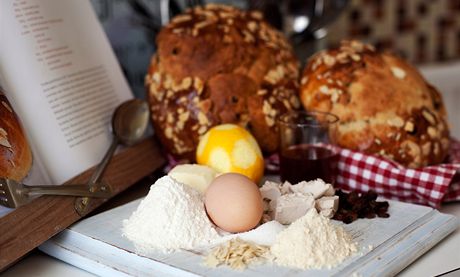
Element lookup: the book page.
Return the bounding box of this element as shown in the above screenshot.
[0,0,133,189]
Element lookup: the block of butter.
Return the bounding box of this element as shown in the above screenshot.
[168,164,217,193]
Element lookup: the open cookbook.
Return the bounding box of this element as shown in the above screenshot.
[0,0,133,217]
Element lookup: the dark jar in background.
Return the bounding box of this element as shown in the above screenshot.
[278,110,339,185]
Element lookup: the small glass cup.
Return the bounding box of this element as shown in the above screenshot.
[278,110,340,185]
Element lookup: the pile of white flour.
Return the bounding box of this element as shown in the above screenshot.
[271,208,357,269]
[122,176,219,253]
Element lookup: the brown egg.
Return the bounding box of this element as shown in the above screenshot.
[205,173,263,233]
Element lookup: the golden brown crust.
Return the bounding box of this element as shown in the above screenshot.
[300,40,450,168]
[146,4,300,160]
[0,93,32,181]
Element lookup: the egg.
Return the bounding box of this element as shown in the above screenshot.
[205,173,263,233]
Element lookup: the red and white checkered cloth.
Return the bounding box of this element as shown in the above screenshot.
[267,138,460,208]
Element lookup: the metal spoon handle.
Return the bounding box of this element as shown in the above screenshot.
[21,184,111,198]
[87,137,119,188]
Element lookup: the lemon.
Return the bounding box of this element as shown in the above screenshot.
[196,124,264,184]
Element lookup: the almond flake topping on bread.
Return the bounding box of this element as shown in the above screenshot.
[146,4,300,159]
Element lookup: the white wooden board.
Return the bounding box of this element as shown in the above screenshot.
[39,199,458,277]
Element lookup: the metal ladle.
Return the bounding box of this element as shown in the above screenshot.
[75,99,150,215]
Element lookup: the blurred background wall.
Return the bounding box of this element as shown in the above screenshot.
[90,0,157,98]
[326,0,460,64]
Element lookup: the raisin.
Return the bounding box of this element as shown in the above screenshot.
[365,212,376,219]
[343,212,358,224]
[333,189,390,224]
[377,212,390,218]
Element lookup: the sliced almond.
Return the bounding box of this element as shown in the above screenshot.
[427,126,438,139]
[323,55,336,67]
[300,76,308,85]
[0,137,11,148]
[350,40,364,52]
[171,14,192,24]
[197,112,209,125]
[319,85,330,94]
[422,109,436,125]
[331,92,339,103]
[172,28,184,34]
[198,126,208,135]
[262,100,271,115]
[265,116,275,127]
[243,30,255,43]
[178,111,190,122]
[163,75,173,89]
[194,77,204,94]
[247,21,258,32]
[404,121,415,133]
[387,117,404,128]
[250,11,263,19]
[219,11,235,19]
[192,28,199,37]
[391,67,406,79]
[2,101,12,113]
[0,127,7,137]
[152,72,161,83]
[195,20,214,30]
[257,89,267,96]
[351,54,361,61]
[167,113,174,123]
[402,140,421,157]
[282,99,291,109]
[165,127,173,139]
[181,77,192,90]
[290,95,300,108]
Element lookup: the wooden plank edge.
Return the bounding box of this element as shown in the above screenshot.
[336,211,459,276]
[0,138,166,270]
[40,230,201,277]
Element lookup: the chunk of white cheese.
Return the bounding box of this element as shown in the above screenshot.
[279,181,293,194]
[315,195,339,210]
[274,193,315,224]
[315,196,339,218]
[324,184,336,197]
[260,181,282,201]
[260,181,282,213]
[168,164,217,193]
[291,179,335,199]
